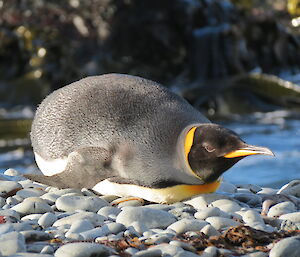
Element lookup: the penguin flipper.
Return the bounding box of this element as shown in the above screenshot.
[25,146,116,189]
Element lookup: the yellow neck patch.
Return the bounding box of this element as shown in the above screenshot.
[184,126,197,160]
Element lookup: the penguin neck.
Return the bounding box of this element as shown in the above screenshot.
[178,124,205,183]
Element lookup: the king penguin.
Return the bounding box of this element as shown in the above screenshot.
[26,74,274,203]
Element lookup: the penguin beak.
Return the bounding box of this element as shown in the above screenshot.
[223,145,275,158]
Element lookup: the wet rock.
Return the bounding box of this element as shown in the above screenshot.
[4,169,21,176]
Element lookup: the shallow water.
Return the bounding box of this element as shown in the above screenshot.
[0,112,299,189]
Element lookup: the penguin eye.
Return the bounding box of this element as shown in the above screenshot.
[203,143,215,153]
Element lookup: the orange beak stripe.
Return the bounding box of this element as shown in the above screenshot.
[224,146,274,158]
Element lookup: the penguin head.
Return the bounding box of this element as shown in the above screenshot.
[186,124,274,183]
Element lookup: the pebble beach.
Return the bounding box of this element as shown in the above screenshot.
[0,168,299,257]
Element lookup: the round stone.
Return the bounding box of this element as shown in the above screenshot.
[11,200,53,217]
[279,212,300,223]
[54,242,114,257]
[167,218,208,234]
[0,181,22,197]
[277,180,300,197]
[53,212,106,227]
[56,195,108,212]
[16,188,45,198]
[184,194,231,210]
[268,201,296,218]
[206,216,240,230]
[210,199,242,213]
[38,212,58,228]
[0,231,26,256]
[116,207,176,229]
[66,219,94,235]
[269,236,300,257]
[194,207,221,220]
[4,168,20,176]
[200,224,221,237]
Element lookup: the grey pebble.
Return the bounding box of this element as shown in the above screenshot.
[0,208,20,220]
[56,195,108,212]
[10,253,54,257]
[38,212,58,228]
[97,206,121,219]
[268,202,296,218]
[184,193,231,209]
[0,231,26,256]
[144,234,171,244]
[40,245,55,255]
[116,207,176,229]
[277,180,300,197]
[279,212,300,223]
[240,209,265,225]
[12,200,53,216]
[234,193,262,206]
[206,216,240,230]
[241,251,268,257]
[54,242,114,257]
[16,188,45,198]
[257,188,278,195]
[53,211,106,226]
[201,246,219,257]
[0,196,5,207]
[20,230,53,241]
[269,236,300,257]
[4,168,20,176]
[40,192,60,204]
[26,242,50,253]
[210,199,242,213]
[81,222,125,240]
[217,181,237,193]
[167,218,208,234]
[21,213,43,221]
[124,247,140,255]
[200,224,221,237]
[133,248,162,257]
[0,181,22,197]
[194,207,221,220]
[237,184,262,193]
[169,240,197,252]
[66,219,94,235]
